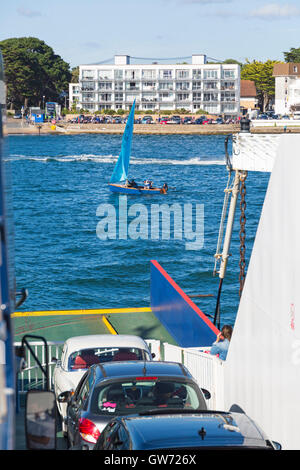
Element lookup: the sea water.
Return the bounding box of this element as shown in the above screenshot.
[7,133,269,326]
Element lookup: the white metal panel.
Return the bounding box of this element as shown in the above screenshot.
[232,134,281,172]
[224,134,300,449]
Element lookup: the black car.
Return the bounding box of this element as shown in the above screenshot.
[94,410,281,450]
[59,361,209,449]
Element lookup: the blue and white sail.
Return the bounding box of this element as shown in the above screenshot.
[110,100,135,183]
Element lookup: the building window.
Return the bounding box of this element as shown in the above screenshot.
[115,93,124,101]
[81,82,95,91]
[98,70,113,80]
[141,94,156,102]
[193,93,202,101]
[143,82,156,91]
[115,70,123,80]
[125,70,140,80]
[221,81,235,90]
[177,93,190,101]
[204,103,218,113]
[192,81,202,90]
[203,69,218,80]
[82,93,94,101]
[203,93,218,102]
[158,82,173,90]
[98,82,112,90]
[221,103,236,112]
[221,92,235,102]
[99,94,112,102]
[82,70,95,79]
[177,69,189,79]
[126,82,139,90]
[115,82,124,91]
[176,82,190,91]
[159,92,173,101]
[192,70,202,80]
[294,66,298,73]
[203,81,218,90]
[160,69,173,79]
[142,70,156,80]
[222,69,236,79]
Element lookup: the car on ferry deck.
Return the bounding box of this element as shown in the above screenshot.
[58,361,209,449]
[93,410,281,450]
[52,334,154,434]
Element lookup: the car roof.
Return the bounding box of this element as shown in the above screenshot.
[119,412,269,450]
[64,334,149,354]
[93,361,191,381]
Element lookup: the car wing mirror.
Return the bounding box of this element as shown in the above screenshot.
[272,441,282,450]
[58,390,72,403]
[25,390,57,450]
[201,388,211,400]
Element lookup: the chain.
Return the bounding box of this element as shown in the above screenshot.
[239,171,247,297]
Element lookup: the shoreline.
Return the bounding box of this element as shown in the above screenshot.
[4,121,300,136]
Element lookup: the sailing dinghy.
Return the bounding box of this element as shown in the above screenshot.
[108,100,168,195]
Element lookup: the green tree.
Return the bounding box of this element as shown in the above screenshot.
[241,60,279,112]
[71,66,79,83]
[284,47,300,63]
[0,37,71,109]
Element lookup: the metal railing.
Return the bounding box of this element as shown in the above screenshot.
[14,339,223,410]
[162,343,224,410]
[14,339,162,394]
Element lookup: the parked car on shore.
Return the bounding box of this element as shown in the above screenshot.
[94,410,281,450]
[160,117,170,124]
[58,361,209,449]
[53,334,154,435]
[141,116,154,124]
[169,115,181,124]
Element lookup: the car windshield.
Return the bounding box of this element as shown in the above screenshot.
[68,347,148,370]
[90,379,206,415]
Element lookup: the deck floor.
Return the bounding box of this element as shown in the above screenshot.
[12,307,177,345]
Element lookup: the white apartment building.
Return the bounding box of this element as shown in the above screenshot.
[70,54,240,117]
[273,63,300,115]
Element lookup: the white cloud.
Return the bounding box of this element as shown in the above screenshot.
[17,7,42,18]
[250,3,300,20]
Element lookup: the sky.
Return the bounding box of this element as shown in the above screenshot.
[1,0,300,68]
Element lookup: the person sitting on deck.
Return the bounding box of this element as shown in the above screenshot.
[144,180,153,189]
[128,179,138,188]
[210,325,233,361]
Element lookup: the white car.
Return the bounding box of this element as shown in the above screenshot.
[52,334,154,433]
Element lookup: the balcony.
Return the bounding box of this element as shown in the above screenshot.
[141,97,157,102]
[125,86,140,91]
[142,86,157,92]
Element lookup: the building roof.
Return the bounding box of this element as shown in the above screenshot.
[273,63,300,77]
[240,80,257,97]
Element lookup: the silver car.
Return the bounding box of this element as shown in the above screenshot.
[58,361,209,449]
